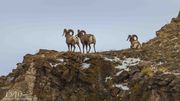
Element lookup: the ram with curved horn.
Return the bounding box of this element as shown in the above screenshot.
[76,29,96,53]
[127,34,141,49]
[62,28,81,52]
[62,29,74,36]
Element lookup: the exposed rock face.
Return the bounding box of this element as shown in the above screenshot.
[0,12,180,101]
[1,62,37,101]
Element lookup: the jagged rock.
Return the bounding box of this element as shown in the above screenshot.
[151,74,175,86]
[129,66,141,75]
[114,71,129,83]
[110,88,120,97]
[62,69,72,82]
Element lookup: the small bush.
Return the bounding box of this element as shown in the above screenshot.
[141,67,154,77]
[158,67,168,73]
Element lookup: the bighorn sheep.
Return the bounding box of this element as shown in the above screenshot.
[127,34,141,49]
[76,30,96,53]
[62,28,81,52]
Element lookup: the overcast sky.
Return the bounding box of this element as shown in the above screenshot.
[0,0,179,76]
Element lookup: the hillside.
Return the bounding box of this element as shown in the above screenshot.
[0,12,180,101]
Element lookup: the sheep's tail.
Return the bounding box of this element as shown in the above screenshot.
[91,35,96,44]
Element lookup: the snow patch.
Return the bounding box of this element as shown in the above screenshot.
[84,57,90,62]
[50,63,61,67]
[57,58,64,62]
[105,76,112,82]
[112,84,129,90]
[49,58,64,67]
[115,71,123,76]
[163,72,180,76]
[104,57,121,62]
[115,65,129,71]
[104,57,140,76]
[115,58,140,71]
[157,61,164,66]
[81,63,91,69]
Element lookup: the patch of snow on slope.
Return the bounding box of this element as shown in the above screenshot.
[115,71,123,76]
[50,63,61,67]
[49,58,65,67]
[84,57,90,62]
[105,76,112,82]
[57,58,64,62]
[115,58,140,71]
[81,57,91,69]
[82,63,91,69]
[112,84,129,90]
[104,57,121,62]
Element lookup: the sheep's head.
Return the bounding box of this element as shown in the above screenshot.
[132,34,138,40]
[77,30,84,37]
[127,34,138,42]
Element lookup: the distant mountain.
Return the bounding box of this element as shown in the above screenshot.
[0,12,180,101]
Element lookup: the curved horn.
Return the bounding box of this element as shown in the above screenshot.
[77,29,80,33]
[134,35,138,40]
[69,29,74,35]
[81,30,86,35]
[127,35,131,41]
[62,29,66,36]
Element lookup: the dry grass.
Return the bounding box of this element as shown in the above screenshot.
[141,67,154,77]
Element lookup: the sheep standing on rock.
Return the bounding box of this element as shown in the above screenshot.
[127,34,141,49]
[76,30,96,53]
[62,28,81,52]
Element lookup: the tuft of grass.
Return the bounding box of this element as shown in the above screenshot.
[141,67,154,77]
[158,67,168,73]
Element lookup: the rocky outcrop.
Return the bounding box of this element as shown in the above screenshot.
[0,12,180,101]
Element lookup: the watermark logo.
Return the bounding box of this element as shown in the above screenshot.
[5,90,23,98]
[3,90,37,101]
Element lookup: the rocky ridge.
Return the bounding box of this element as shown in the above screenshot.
[0,12,180,101]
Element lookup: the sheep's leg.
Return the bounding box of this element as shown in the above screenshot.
[138,42,142,49]
[130,44,133,48]
[77,43,81,53]
[130,41,133,48]
[73,45,76,52]
[86,44,88,53]
[70,45,73,52]
[93,43,96,53]
[67,44,70,52]
[88,44,91,53]
[82,44,85,53]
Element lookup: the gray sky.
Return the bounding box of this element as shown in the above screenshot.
[0,0,179,76]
